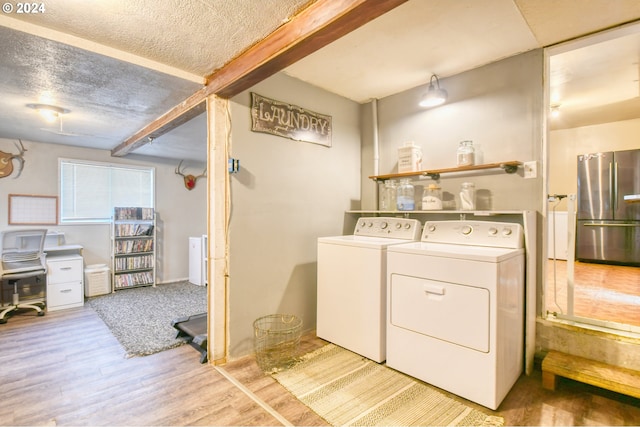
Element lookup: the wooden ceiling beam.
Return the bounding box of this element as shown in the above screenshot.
[111,89,207,157]
[112,0,407,157]
[205,0,409,99]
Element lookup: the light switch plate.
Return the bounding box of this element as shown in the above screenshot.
[524,161,537,179]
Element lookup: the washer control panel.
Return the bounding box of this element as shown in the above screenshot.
[422,220,523,248]
[354,217,421,240]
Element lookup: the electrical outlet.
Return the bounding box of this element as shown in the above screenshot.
[524,161,537,179]
[228,158,240,174]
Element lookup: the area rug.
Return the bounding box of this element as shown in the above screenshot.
[272,344,504,427]
[88,281,207,357]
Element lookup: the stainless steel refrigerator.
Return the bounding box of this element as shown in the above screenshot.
[576,149,640,265]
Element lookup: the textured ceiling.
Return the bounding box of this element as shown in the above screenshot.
[6,0,313,78]
[0,25,202,151]
[0,0,639,162]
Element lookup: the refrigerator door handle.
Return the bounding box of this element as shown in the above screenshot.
[609,162,614,212]
[613,161,618,212]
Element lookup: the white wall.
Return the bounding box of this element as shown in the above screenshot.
[548,118,640,211]
[227,73,361,359]
[0,138,206,283]
[368,49,544,213]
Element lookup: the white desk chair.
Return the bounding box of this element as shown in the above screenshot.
[0,229,47,323]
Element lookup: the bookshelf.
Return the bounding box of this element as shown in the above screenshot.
[111,207,156,290]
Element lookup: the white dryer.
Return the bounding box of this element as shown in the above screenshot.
[317,217,421,362]
[386,220,524,410]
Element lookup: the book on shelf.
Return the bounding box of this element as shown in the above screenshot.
[114,271,154,288]
[115,239,154,254]
[114,254,154,272]
[114,223,154,237]
[114,207,154,221]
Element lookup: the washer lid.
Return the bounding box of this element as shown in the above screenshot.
[388,241,524,262]
[318,235,413,249]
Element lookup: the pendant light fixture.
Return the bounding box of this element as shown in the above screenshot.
[419,74,448,108]
[26,103,70,123]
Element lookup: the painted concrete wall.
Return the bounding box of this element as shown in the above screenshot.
[369,49,544,213]
[0,138,206,283]
[548,118,640,211]
[227,73,361,359]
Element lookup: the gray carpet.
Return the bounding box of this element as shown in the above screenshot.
[88,281,207,357]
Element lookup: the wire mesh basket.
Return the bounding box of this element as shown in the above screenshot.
[253,314,302,372]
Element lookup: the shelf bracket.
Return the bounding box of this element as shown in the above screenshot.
[424,172,440,180]
[501,163,519,174]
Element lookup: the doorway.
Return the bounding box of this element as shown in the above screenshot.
[544,22,640,333]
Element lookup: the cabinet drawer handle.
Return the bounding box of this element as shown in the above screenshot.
[61,289,72,293]
[424,284,445,295]
[60,267,73,270]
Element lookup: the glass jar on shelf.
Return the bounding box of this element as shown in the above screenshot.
[457,140,475,167]
[379,179,398,211]
[459,182,476,210]
[396,178,415,211]
[422,184,443,210]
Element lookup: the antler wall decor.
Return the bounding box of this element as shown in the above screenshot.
[175,160,206,190]
[0,140,27,179]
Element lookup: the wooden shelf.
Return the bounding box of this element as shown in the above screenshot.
[369,161,522,181]
[111,207,156,291]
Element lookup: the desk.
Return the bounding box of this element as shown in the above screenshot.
[45,244,83,257]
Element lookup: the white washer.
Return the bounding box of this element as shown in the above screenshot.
[317,217,421,362]
[386,220,524,410]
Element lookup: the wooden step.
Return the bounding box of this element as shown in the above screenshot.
[542,350,640,399]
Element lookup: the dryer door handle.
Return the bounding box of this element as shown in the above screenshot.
[423,284,445,295]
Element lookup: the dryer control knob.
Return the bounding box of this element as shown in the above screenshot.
[462,225,473,235]
[367,222,373,227]
[380,222,388,229]
[404,223,412,229]
[428,225,436,232]
[502,227,513,236]
[488,227,498,235]
[395,223,402,229]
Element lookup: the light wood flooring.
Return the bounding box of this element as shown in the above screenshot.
[546,259,640,327]
[2,305,640,426]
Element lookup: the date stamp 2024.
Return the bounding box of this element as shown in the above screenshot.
[2,2,46,14]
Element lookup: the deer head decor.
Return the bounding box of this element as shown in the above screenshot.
[175,160,206,190]
[0,140,27,179]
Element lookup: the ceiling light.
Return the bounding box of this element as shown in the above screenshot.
[419,74,448,108]
[26,103,70,123]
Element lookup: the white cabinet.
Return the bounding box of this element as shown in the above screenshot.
[189,236,207,286]
[46,255,84,312]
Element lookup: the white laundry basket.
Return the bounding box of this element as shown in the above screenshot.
[84,264,111,297]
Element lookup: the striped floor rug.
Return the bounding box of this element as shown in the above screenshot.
[273,344,504,426]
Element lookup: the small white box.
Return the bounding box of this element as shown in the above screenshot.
[85,264,111,297]
[398,142,422,173]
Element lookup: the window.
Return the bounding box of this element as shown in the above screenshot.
[59,159,154,223]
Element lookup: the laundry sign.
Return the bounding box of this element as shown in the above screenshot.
[250,92,332,147]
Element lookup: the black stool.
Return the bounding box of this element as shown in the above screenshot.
[171,313,208,363]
